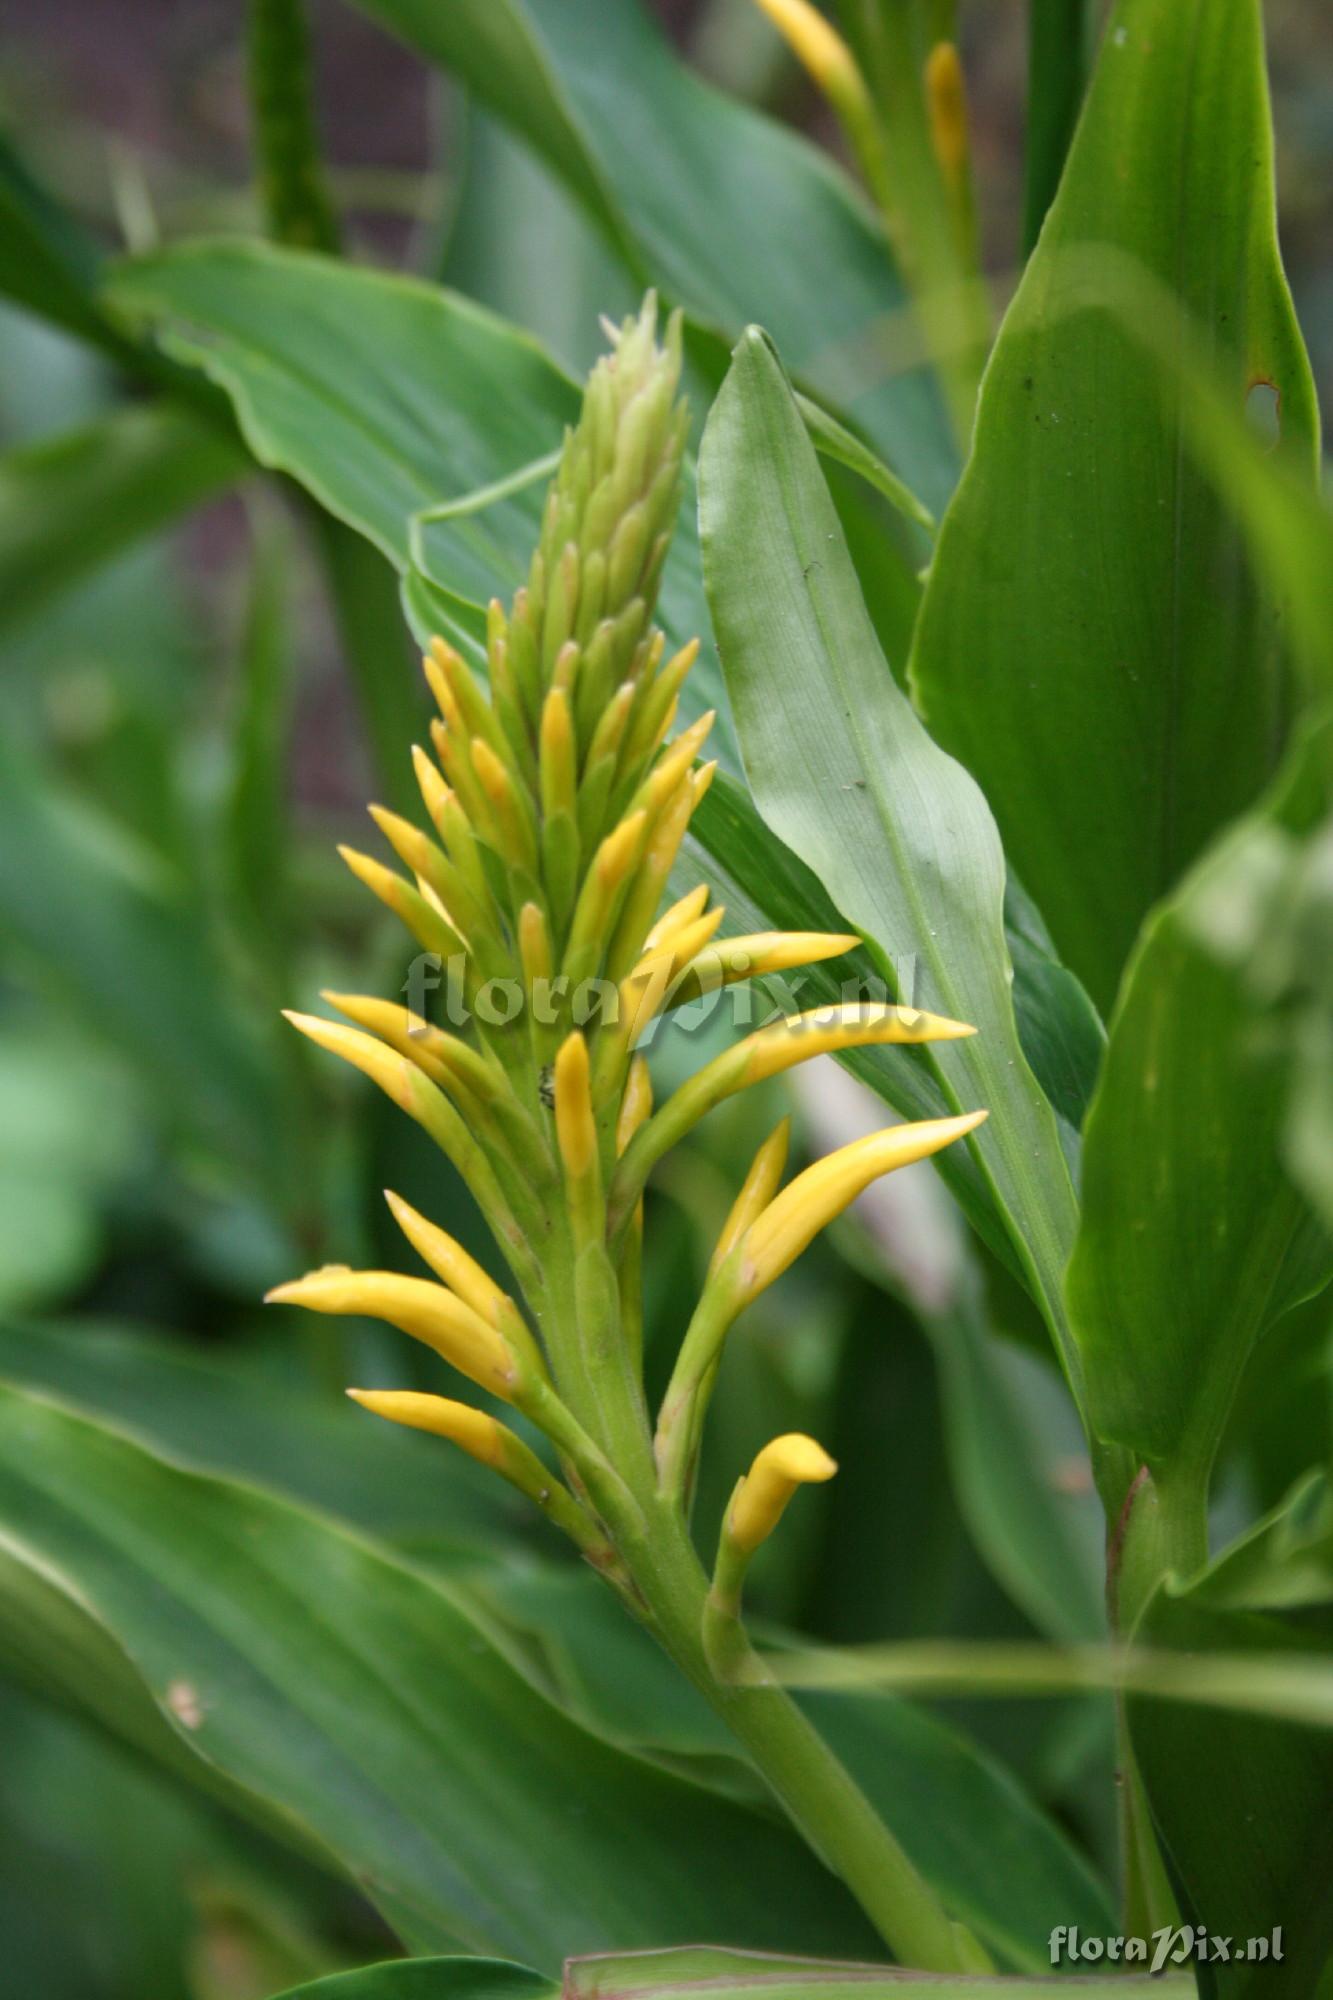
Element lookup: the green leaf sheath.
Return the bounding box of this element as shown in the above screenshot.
[910,0,1320,1014]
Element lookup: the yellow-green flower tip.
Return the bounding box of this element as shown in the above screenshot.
[729,1432,838,1554]
[266,1267,517,1400]
[346,1388,503,1465]
[739,1110,987,1303]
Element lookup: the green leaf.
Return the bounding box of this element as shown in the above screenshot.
[273,1958,554,2000]
[0,739,278,1180]
[0,135,119,353]
[568,1945,1190,1999]
[0,1385,886,1967]
[0,405,243,636]
[1066,716,1333,1492]
[1022,0,1092,252]
[343,0,957,507]
[464,1562,1116,1973]
[698,328,1083,1388]
[910,0,1320,1012]
[0,1318,518,1545]
[1129,1479,1333,1996]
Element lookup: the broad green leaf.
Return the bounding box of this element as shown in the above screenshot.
[567,1945,1190,1999]
[0,1386,884,1967]
[464,1561,1116,1973]
[275,1960,554,2000]
[1066,717,1333,1491]
[0,1318,518,1545]
[910,0,1320,1013]
[698,328,1082,1387]
[344,0,957,507]
[0,405,243,635]
[0,738,278,1181]
[1129,1480,1333,1996]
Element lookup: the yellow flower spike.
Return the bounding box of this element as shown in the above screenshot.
[643,884,710,956]
[337,845,464,959]
[728,1432,838,1555]
[266,1268,519,1400]
[383,1190,511,1324]
[554,1030,598,1183]
[710,1117,790,1276]
[283,1010,415,1104]
[691,760,717,807]
[616,1053,654,1156]
[411,743,450,831]
[737,1111,988,1307]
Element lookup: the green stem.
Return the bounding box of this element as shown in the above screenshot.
[621,1496,984,1974]
[247,0,341,253]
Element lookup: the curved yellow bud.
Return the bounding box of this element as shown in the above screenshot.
[643,884,710,956]
[739,1111,987,1303]
[411,743,451,833]
[337,845,462,956]
[383,1190,510,1324]
[729,1432,838,1554]
[744,1002,975,1083]
[266,1268,517,1399]
[283,1011,414,1108]
[595,809,647,893]
[554,1032,597,1180]
[616,1053,654,1155]
[663,931,861,1010]
[318,993,449,1087]
[711,1117,790,1276]
[347,1388,503,1464]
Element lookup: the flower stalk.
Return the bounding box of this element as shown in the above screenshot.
[268,300,989,1974]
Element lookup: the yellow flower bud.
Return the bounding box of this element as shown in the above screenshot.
[658,931,861,1010]
[728,1432,838,1554]
[318,993,451,1088]
[643,884,710,956]
[383,1190,511,1325]
[554,1031,597,1181]
[744,1002,975,1083]
[711,1117,790,1276]
[347,1388,503,1464]
[616,1053,654,1155]
[337,845,462,958]
[266,1268,517,1399]
[283,1011,415,1108]
[738,1111,987,1303]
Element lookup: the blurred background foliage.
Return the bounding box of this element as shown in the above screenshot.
[0,2,1328,1994]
